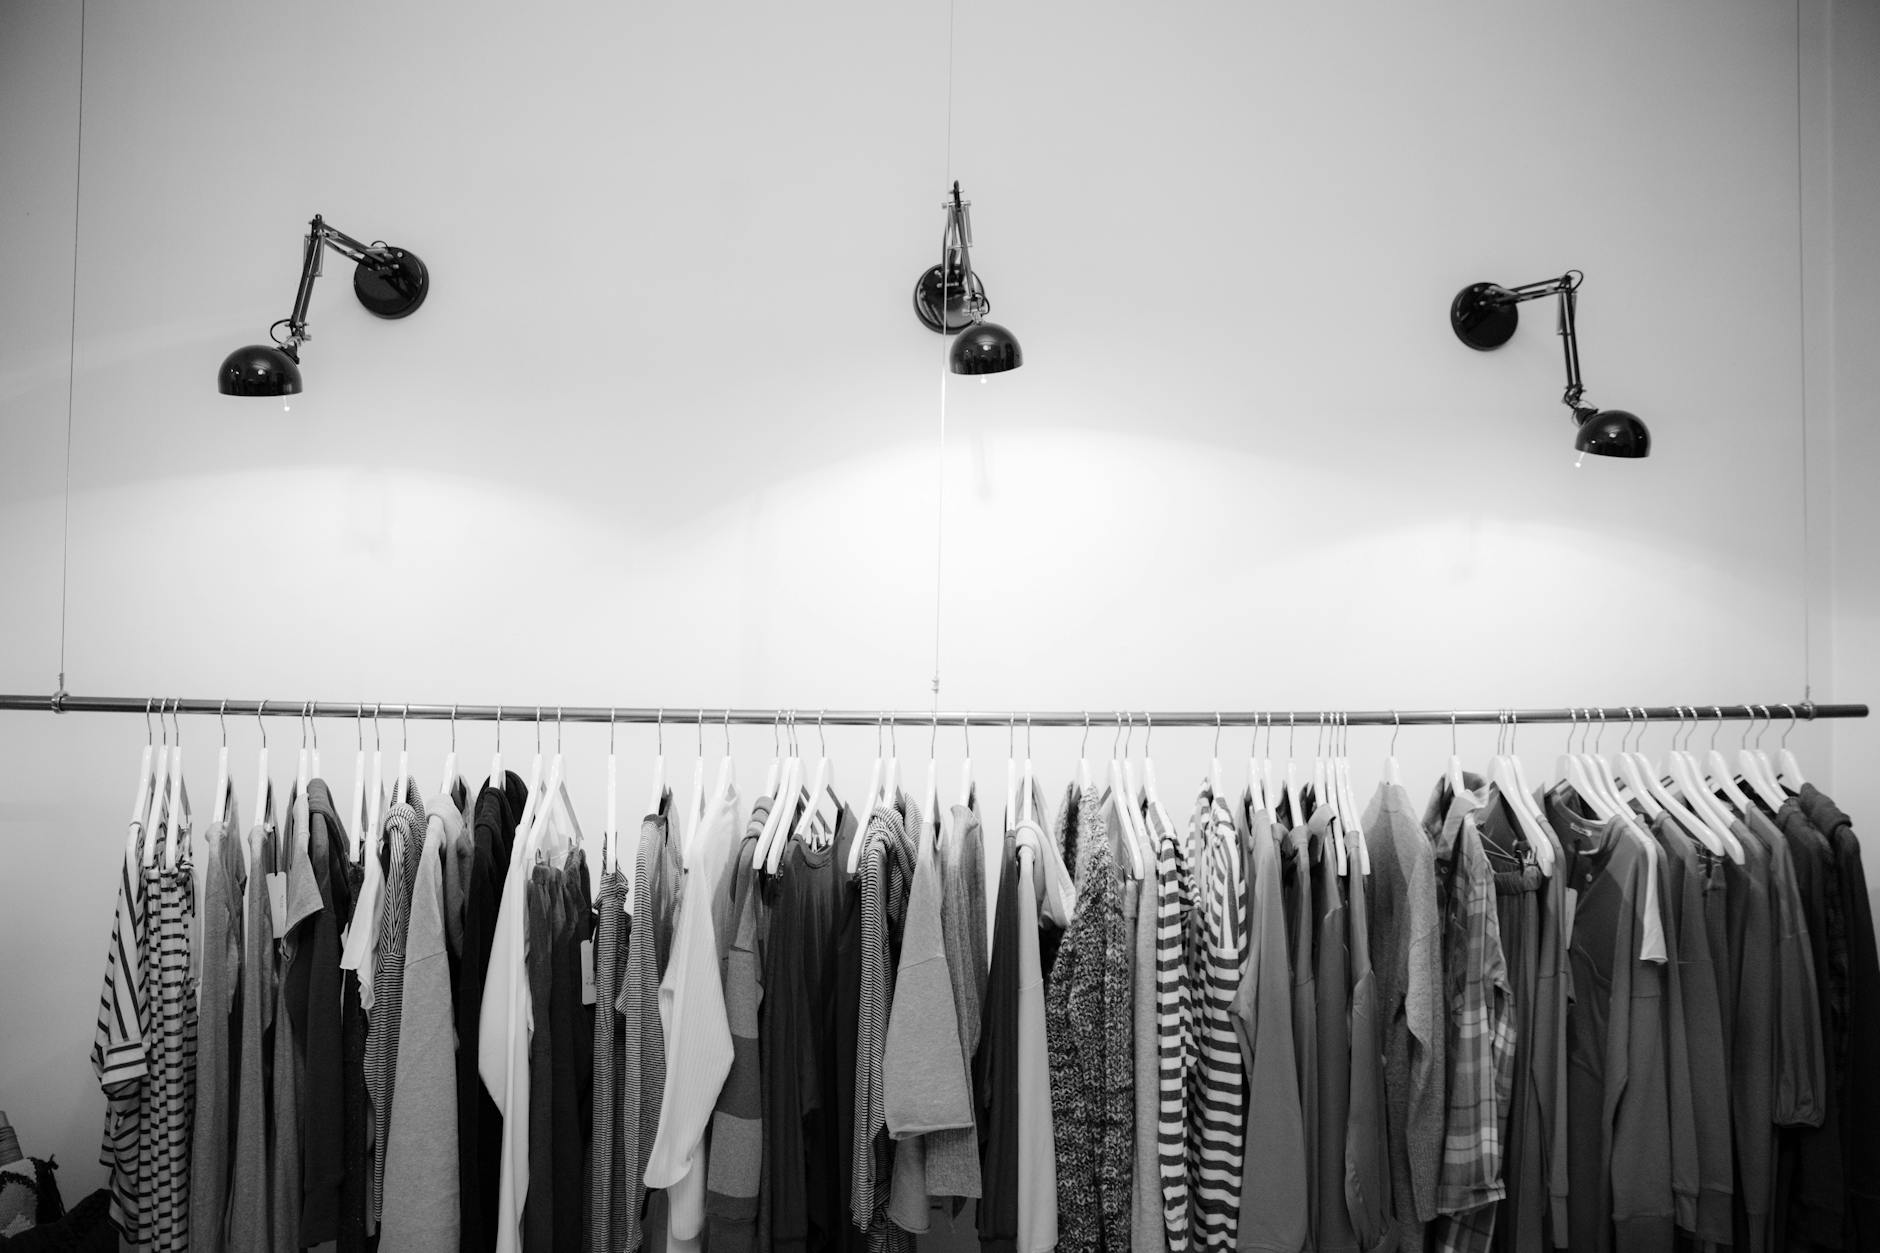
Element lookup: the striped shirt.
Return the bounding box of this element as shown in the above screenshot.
[1152,801,1196,1253]
[95,823,151,1239]
[364,779,428,1229]
[145,843,198,1252]
[1186,789,1247,1252]
[851,793,917,1253]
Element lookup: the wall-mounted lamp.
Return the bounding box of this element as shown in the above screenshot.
[912,181,1022,375]
[218,214,428,399]
[1451,270,1650,460]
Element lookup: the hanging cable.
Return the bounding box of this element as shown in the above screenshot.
[54,0,89,701]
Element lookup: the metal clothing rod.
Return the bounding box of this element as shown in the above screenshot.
[0,693,1865,729]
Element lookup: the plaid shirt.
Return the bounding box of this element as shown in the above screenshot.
[1424,780,1516,1253]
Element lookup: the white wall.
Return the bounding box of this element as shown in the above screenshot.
[1,0,1872,1202]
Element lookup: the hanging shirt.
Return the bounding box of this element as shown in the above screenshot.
[645,781,743,1240]
[379,795,462,1252]
[619,796,682,1253]
[1047,784,1134,1253]
[1426,778,1515,1253]
[94,818,151,1240]
[1774,796,1844,1246]
[458,771,525,1253]
[364,779,428,1232]
[973,823,1022,1253]
[1543,784,1675,1253]
[188,793,244,1253]
[1796,784,1880,1248]
[852,793,918,1253]
[1183,786,1244,1253]
[1006,830,1054,1253]
[1148,799,1195,1253]
[1231,800,1308,1253]
[478,778,543,1253]
[589,856,632,1253]
[289,781,354,1247]
[1361,780,1446,1248]
[226,800,277,1253]
[705,799,771,1253]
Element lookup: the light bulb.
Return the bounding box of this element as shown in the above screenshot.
[1574,451,1585,469]
[283,402,292,414]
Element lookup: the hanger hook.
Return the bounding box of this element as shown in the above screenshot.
[373,702,382,751]
[1143,711,1153,756]
[724,708,732,756]
[1081,712,1091,757]
[256,699,268,748]
[309,701,318,751]
[1708,705,1722,751]
[217,699,228,747]
[1025,712,1033,758]
[1009,714,1016,759]
[1450,711,1458,756]
[1781,703,1797,748]
[878,713,885,757]
[1740,703,1756,748]
[144,697,155,745]
[931,709,939,758]
[166,698,178,745]
[494,704,503,754]
[961,713,970,758]
[1289,711,1297,757]
[655,707,663,755]
[607,706,615,754]
[450,704,458,752]
[557,706,565,754]
[1214,712,1223,758]
[818,709,827,757]
[1113,712,1125,758]
[771,709,779,757]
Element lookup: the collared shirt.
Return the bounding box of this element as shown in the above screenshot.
[1423,777,1515,1253]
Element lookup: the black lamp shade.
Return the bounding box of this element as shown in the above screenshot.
[1573,407,1650,458]
[950,321,1022,375]
[218,344,303,396]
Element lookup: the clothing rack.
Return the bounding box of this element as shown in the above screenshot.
[0,692,1865,729]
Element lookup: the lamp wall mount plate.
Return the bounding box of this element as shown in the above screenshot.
[219,213,428,398]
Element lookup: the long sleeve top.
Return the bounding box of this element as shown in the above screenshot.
[1047,785,1134,1253]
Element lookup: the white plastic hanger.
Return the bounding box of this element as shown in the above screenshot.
[163,710,189,870]
[1632,708,1727,859]
[143,701,172,866]
[441,705,459,803]
[525,707,570,862]
[1446,713,1468,800]
[604,710,619,874]
[1665,707,1741,861]
[1738,705,1788,810]
[297,702,313,796]
[490,704,505,792]
[1561,709,1615,819]
[1284,713,1306,832]
[1210,713,1225,800]
[1105,716,1147,880]
[1020,716,1037,826]
[1003,715,1019,832]
[365,705,384,851]
[851,715,883,876]
[920,713,940,849]
[1130,713,1163,871]
[1320,714,1348,876]
[1383,712,1403,787]
[309,705,321,782]
[348,706,368,860]
[1696,706,1754,818]
[683,711,708,858]
[1776,704,1809,790]
[1504,712,1553,832]
[1257,713,1278,819]
[1335,714,1368,875]
[1610,709,1664,819]
[512,707,547,847]
[130,700,158,831]
[763,711,782,801]
[394,704,412,798]
[248,701,271,874]
[882,714,900,809]
[788,711,836,858]
[712,709,736,819]
[1077,713,1093,797]
[645,707,667,822]
[760,725,803,872]
[1582,709,1634,820]
[957,715,975,810]
[212,701,232,829]
[1488,712,1554,876]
